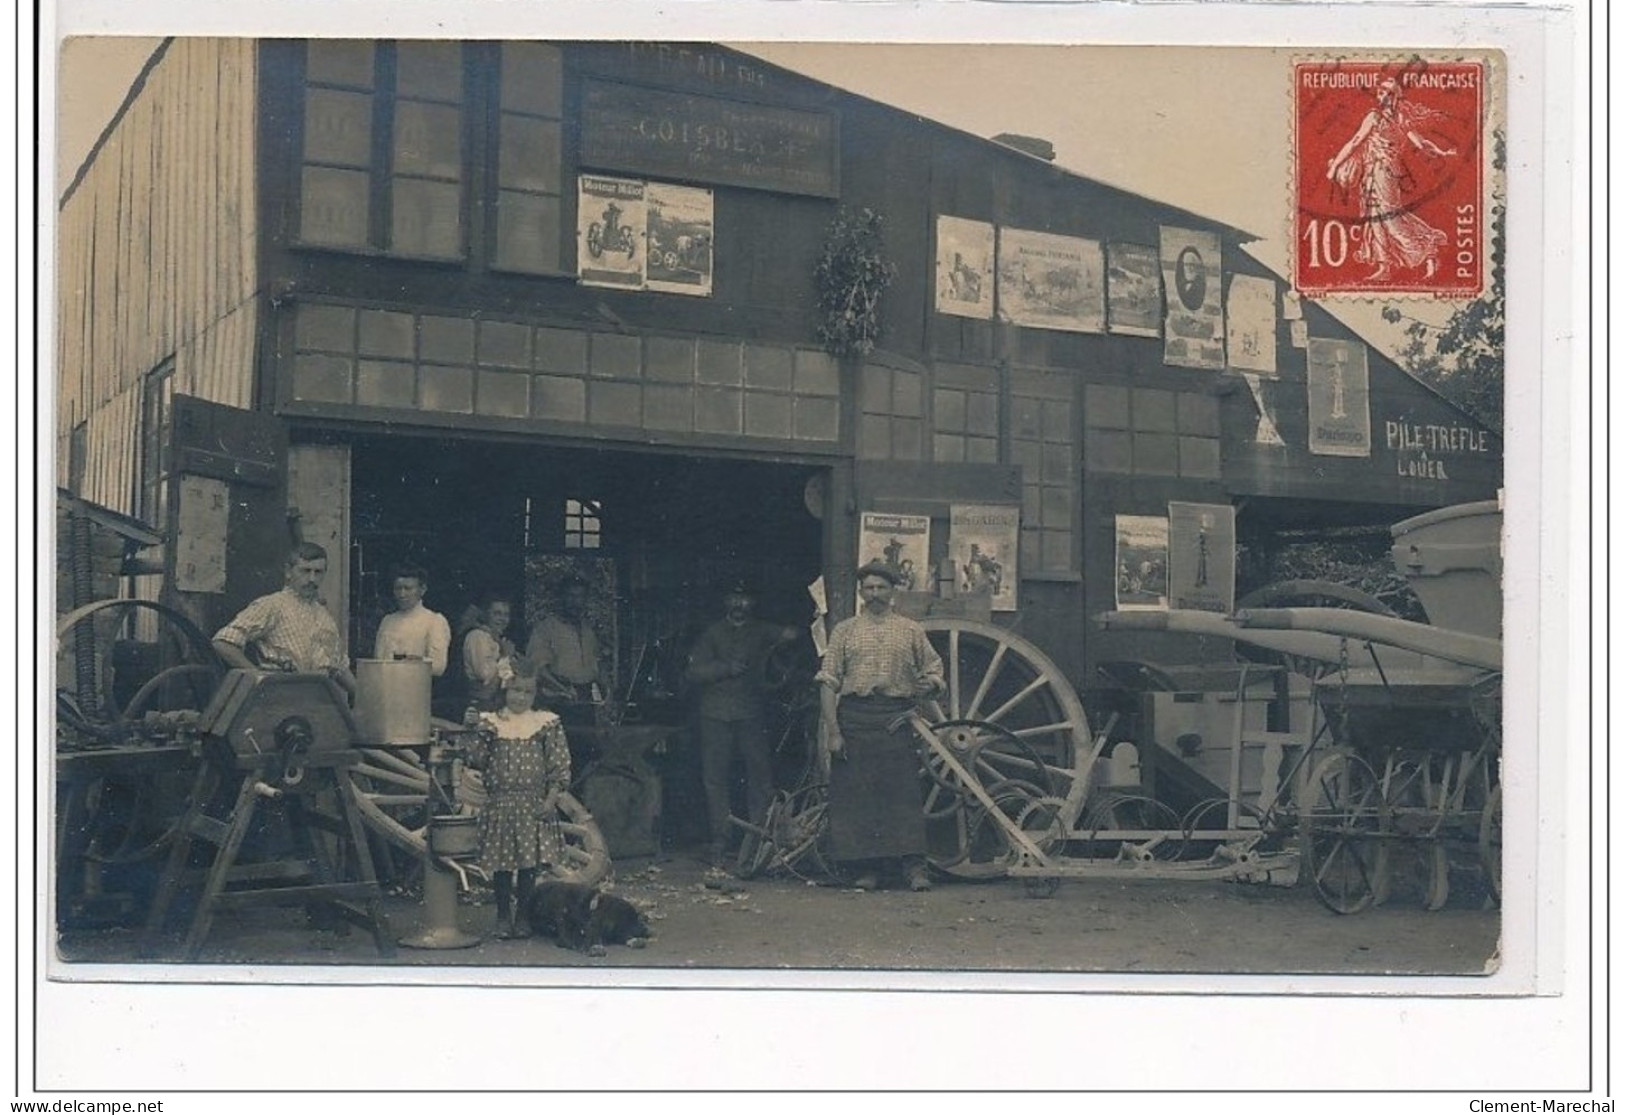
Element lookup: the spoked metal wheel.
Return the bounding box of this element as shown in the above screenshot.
[1178,797,1278,862]
[1301,751,1389,914]
[735,783,831,881]
[1382,757,1450,911]
[950,779,1067,878]
[917,718,1058,878]
[1078,793,1184,862]
[56,599,227,738]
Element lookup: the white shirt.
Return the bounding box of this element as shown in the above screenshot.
[374,604,452,677]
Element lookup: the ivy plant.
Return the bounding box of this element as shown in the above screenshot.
[814,207,895,359]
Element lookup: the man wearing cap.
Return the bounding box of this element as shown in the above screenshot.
[815,561,945,892]
[685,581,798,869]
[526,574,603,704]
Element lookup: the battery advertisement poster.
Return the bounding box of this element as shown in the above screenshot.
[1166,502,1236,614]
[949,504,1019,612]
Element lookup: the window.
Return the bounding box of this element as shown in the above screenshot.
[1010,368,1077,574]
[491,42,566,274]
[137,360,176,529]
[299,41,467,259]
[564,498,602,549]
[67,421,88,494]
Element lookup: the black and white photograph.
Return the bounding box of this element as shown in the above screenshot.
[26,0,1594,1100]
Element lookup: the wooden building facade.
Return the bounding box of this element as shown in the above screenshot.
[55,38,1503,696]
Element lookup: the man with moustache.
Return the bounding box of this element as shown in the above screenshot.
[685,581,797,868]
[816,561,945,892]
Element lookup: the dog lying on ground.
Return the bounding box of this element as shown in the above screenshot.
[525,880,651,956]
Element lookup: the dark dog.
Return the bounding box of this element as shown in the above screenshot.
[525,880,651,955]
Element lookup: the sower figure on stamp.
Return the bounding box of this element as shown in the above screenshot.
[815,561,945,892]
[684,580,798,869]
[1326,76,1458,282]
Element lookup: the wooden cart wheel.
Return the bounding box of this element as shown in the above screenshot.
[351,747,611,889]
[920,619,1090,771]
[1301,751,1389,915]
[917,620,1090,879]
[1479,782,1502,906]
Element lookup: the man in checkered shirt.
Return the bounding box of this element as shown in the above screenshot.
[213,542,357,695]
[816,560,945,892]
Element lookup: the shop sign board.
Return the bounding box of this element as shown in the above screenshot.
[580,79,839,198]
[1114,514,1170,611]
[1160,226,1226,369]
[857,512,932,592]
[1306,337,1372,456]
[949,504,1019,612]
[1166,502,1236,615]
[996,228,1105,333]
[1382,415,1494,482]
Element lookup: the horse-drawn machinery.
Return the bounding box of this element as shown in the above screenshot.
[56,495,1503,953]
[738,499,1504,914]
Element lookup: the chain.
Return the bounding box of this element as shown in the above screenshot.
[1332,636,1352,749]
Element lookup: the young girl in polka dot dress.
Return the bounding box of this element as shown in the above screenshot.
[464,661,573,939]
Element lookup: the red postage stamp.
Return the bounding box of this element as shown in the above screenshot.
[1293,58,1484,298]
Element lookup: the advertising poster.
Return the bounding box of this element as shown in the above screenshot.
[577,174,646,289]
[1225,273,1278,374]
[949,504,1020,612]
[645,182,714,296]
[1166,502,1236,615]
[857,512,932,592]
[1106,242,1163,337]
[1114,514,1170,611]
[996,228,1105,333]
[1160,226,1225,368]
[1307,337,1372,457]
[935,215,995,319]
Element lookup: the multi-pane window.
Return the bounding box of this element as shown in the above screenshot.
[299,41,466,259]
[300,41,378,250]
[564,498,603,550]
[390,42,466,258]
[1010,368,1076,574]
[493,42,566,273]
[932,363,1000,464]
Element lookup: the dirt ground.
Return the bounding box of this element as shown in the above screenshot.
[57,845,1500,978]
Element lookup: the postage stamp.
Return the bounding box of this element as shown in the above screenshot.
[1294,57,1485,298]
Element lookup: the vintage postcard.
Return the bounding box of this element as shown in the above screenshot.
[32,0,1584,1097]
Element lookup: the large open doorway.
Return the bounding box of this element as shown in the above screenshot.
[346,433,829,851]
[349,434,826,681]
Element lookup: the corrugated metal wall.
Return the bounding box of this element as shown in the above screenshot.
[56,38,260,514]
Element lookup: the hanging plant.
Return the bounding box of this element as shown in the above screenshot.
[814,207,896,359]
